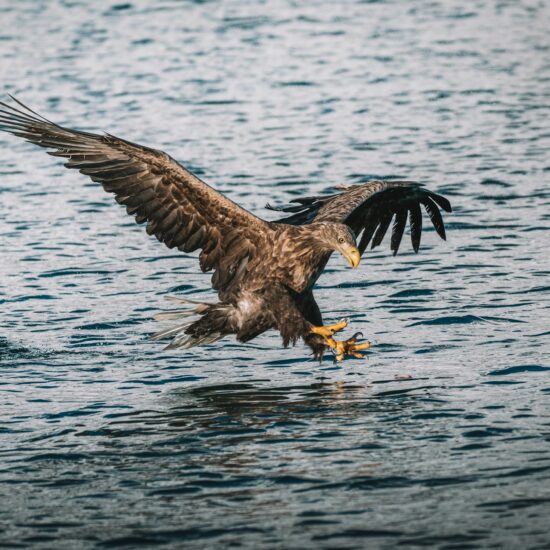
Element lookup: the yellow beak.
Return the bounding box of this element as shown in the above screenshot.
[342,246,361,269]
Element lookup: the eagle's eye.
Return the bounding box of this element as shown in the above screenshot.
[338,237,345,244]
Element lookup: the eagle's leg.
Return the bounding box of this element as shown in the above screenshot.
[310,327,370,361]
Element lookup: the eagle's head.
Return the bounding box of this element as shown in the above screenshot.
[317,223,361,269]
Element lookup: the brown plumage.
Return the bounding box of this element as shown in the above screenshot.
[0,97,452,360]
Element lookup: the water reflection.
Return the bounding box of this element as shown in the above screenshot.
[105,379,439,440]
[96,379,447,495]
[175,380,365,413]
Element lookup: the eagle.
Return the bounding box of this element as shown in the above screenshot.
[0,97,451,361]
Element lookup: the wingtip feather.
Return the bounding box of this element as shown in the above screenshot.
[429,192,452,213]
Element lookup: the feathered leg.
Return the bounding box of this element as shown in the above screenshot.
[294,290,328,361]
[267,288,315,350]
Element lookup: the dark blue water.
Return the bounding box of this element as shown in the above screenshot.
[1,1,549,548]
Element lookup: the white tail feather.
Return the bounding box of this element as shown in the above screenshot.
[154,297,211,321]
[150,321,193,341]
[152,295,228,350]
[164,295,213,305]
[164,331,223,350]
[153,309,198,321]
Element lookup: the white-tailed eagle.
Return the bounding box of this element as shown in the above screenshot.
[0,97,451,360]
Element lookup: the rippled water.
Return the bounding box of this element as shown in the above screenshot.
[1,0,549,547]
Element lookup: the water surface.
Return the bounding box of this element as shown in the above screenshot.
[0,0,549,547]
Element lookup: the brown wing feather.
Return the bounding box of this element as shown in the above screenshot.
[0,97,273,294]
[268,180,451,256]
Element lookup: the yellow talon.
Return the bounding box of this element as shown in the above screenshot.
[310,322,370,361]
[334,334,370,361]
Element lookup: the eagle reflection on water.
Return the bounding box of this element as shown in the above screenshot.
[164,378,434,432]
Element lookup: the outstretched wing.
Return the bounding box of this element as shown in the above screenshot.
[0,97,272,293]
[267,180,451,255]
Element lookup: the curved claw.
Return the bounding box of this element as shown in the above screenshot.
[333,335,371,361]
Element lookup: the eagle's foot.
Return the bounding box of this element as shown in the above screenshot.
[326,332,370,361]
[310,318,349,338]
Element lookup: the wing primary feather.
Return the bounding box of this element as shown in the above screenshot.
[428,192,452,213]
[0,116,37,130]
[409,202,422,253]
[0,104,48,124]
[423,197,446,240]
[390,208,408,255]
[6,94,54,123]
[371,210,393,249]
[357,215,378,254]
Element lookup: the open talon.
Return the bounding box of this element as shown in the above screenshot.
[338,337,370,360]
[310,322,370,361]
